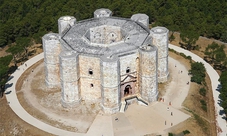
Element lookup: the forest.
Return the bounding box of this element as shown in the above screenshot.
[0,0,227,48]
[0,0,227,113]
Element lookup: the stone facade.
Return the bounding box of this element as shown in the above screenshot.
[42,8,169,114]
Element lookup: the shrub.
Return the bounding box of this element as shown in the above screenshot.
[200,100,207,112]
[183,130,190,135]
[199,88,207,96]
[168,133,174,136]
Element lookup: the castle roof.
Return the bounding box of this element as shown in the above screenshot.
[61,17,150,56]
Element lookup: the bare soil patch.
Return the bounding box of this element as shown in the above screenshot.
[16,60,100,133]
[0,97,53,136]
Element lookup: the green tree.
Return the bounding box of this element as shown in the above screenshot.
[189,62,206,84]
[180,28,199,50]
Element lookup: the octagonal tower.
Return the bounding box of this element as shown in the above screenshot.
[42,33,61,88]
[139,45,158,102]
[58,16,76,35]
[100,54,120,114]
[94,8,112,18]
[131,13,149,28]
[150,26,169,83]
[59,51,80,108]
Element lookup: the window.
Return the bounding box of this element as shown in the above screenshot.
[126,67,130,73]
[89,69,93,75]
[90,84,94,88]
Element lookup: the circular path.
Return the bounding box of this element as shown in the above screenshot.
[5,44,226,136]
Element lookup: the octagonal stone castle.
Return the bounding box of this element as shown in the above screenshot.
[42,8,169,114]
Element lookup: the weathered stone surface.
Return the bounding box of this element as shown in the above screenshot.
[44,63,60,88]
[94,8,112,18]
[58,16,76,35]
[150,26,169,82]
[139,45,158,103]
[131,13,149,28]
[100,55,120,113]
[79,78,101,101]
[79,55,101,79]
[59,51,80,107]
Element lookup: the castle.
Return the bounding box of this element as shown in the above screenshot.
[42,8,169,114]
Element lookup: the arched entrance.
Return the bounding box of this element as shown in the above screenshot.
[120,75,137,99]
[124,85,132,96]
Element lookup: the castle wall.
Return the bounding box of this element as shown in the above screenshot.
[139,45,158,103]
[100,54,120,114]
[89,25,122,45]
[150,26,169,82]
[119,52,138,76]
[79,78,101,101]
[42,33,61,88]
[78,55,101,101]
[119,52,139,98]
[59,51,80,108]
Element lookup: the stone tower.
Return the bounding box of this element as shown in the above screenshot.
[100,54,120,113]
[59,51,80,107]
[139,45,158,102]
[42,33,61,88]
[150,26,169,82]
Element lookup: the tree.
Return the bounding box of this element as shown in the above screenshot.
[204,42,227,70]
[219,70,227,115]
[189,62,206,84]
[180,28,199,50]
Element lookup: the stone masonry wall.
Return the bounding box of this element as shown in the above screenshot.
[131,13,149,28]
[139,45,158,103]
[42,33,61,88]
[79,55,101,101]
[100,55,120,114]
[59,51,80,108]
[58,16,76,35]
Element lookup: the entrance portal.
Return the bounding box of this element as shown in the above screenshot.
[124,85,132,96]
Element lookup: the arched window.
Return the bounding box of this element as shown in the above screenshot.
[126,67,130,73]
[89,69,93,75]
[90,83,94,88]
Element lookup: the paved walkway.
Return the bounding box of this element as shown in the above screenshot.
[169,44,227,136]
[5,44,226,136]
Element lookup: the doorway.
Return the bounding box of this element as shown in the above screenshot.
[124,85,132,96]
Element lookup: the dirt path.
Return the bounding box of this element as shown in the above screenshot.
[162,57,191,109]
[18,55,191,136]
[20,62,96,133]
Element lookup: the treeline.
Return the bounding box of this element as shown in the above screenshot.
[1,0,227,48]
[219,71,227,116]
